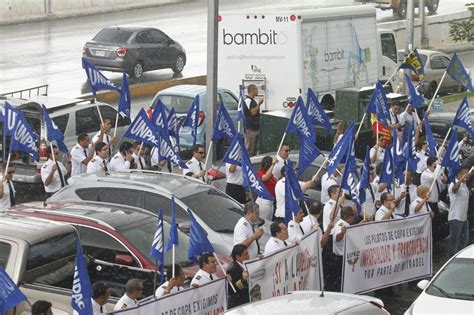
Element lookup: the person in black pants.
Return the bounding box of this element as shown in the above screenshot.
[227,244,250,309]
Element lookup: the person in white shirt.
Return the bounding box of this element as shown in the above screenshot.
[226,163,245,204]
[375,192,402,221]
[447,168,471,257]
[131,141,147,170]
[415,137,430,184]
[92,118,116,158]
[400,104,419,129]
[264,222,290,255]
[389,103,402,129]
[301,201,334,248]
[409,185,434,218]
[0,165,16,209]
[323,185,345,232]
[287,209,305,244]
[109,141,134,171]
[41,145,70,197]
[272,143,291,179]
[150,146,174,173]
[70,133,94,177]
[191,253,218,288]
[114,279,143,311]
[370,136,386,167]
[87,142,109,175]
[394,171,417,217]
[90,282,111,314]
[233,203,263,259]
[184,144,207,182]
[420,156,447,214]
[155,264,186,298]
[320,169,340,204]
[361,166,379,220]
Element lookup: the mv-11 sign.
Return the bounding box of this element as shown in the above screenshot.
[342,213,432,294]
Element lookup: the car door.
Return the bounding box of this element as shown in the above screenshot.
[134,30,159,69]
[149,29,174,68]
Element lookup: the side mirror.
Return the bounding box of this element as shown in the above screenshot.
[178,222,191,234]
[115,254,134,266]
[417,279,429,290]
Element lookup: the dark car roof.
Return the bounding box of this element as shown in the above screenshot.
[103,25,154,32]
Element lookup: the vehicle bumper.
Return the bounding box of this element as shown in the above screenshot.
[82,56,133,73]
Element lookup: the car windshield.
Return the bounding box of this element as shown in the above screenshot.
[158,95,195,114]
[181,188,243,233]
[118,219,192,266]
[93,28,133,43]
[426,257,474,301]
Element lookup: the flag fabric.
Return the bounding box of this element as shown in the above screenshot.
[0,267,27,314]
[237,86,245,122]
[150,209,165,283]
[82,58,120,97]
[306,88,331,130]
[326,123,355,176]
[165,196,179,253]
[405,74,426,109]
[188,209,215,264]
[42,105,68,154]
[357,148,371,207]
[9,111,39,161]
[211,102,237,142]
[423,111,437,157]
[285,96,316,142]
[151,99,170,137]
[340,143,362,214]
[366,81,390,128]
[284,160,304,224]
[400,48,425,81]
[441,129,461,183]
[404,124,419,173]
[451,96,474,140]
[124,109,160,147]
[167,108,180,149]
[182,95,200,146]
[379,146,394,191]
[391,127,405,184]
[71,241,93,315]
[3,101,18,137]
[118,73,131,118]
[157,128,188,169]
[297,136,322,177]
[446,52,473,92]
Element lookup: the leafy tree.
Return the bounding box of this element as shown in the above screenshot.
[449,3,474,43]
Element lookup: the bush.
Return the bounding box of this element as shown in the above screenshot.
[449,4,474,43]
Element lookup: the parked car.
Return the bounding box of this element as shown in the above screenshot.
[226,290,389,314]
[405,244,474,315]
[152,84,239,151]
[397,49,462,98]
[48,170,271,256]
[10,200,230,298]
[83,25,186,79]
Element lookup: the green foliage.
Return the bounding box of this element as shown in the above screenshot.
[449,4,474,43]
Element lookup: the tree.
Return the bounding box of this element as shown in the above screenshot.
[449,3,474,43]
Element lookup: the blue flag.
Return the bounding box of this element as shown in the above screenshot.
[9,111,39,161]
[446,52,473,92]
[124,109,160,147]
[400,48,425,81]
[306,88,331,130]
[391,127,405,184]
[167,108,180,149]
[441,129,461,183]
[0,267,27,314]
[298,136,322,177]
[82,58,120,97]
[423,111,437,157]
[211,102,237,142]
[285,96,316,142]
[151,98,170,140]
[188,209,215,264]
[118,73,131,118]
[150,209,165,283]
[165,195,179,253]
[341,144,362,214]
[182,95,200,146]
[71,241,93,315]
[405,74,426,109]
[3,102,18,137]
[42,105,68,154]
[326,123,355,177]
[284,160,304,224]
[404,124,419,173]
[451,97,474,140]
[379,146,394,191]
[158,128,188,169]
[365,81,390,128]
[357,148,371,207]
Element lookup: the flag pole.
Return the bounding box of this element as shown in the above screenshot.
[355,113,367,139]
[426,71,447,112]
[153,258,158,296]
[382,69,398,88]
[428,164,443,194]
[203,141,214,171]
[172,244,176,278]
[49,142,56,163]
[96,104,104,126]
[213,252,237,293]
[4,153,12,178]
[436,127,452,160]
[113,112,119,138]
[276,132,287,157]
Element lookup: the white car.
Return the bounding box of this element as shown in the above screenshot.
[405,244,474,315]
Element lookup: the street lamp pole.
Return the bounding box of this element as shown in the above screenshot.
[206,0,218,170]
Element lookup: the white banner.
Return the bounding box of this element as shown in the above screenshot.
[244,229,322,302]
[115,278,227,315]
[342,214,432,294]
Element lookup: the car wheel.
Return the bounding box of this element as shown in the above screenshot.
[172,55,185,74]
[427,0,439,14]
[394,0,407,19]
[130,62,144,80]
[426,81,437,99]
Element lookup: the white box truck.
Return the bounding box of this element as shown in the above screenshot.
[218,5,400,111]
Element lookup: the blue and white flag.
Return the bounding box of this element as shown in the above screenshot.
[82,57,120,97]
[118,73,131,118]
[284,160,304,224]
[306,88,331,130]
[379,146,394,191]
[340,144,362,214]
[326,123,355,176]
[446,52,473,92]
[423,111,437,157]
[150,209,165,283]
[165,195,179,253]
[3,102,18,137]
[71,241,93,315]
[188,209,215,264]
[0,267,27,314]
[9,111,39,161]
[42,105,68,154]
[151,99,170,137]
[391,127,405,184]
[365,81,390,128]
[182,95,200,146]
[451,97,474,140]
[297,136,322,177]
[124,109,160,147]
[167,108,180,149]
[404,124,419,173]
[211,102,237,142]
[441,129,461,183]
[285,96,316,142]
[158,128,188,169]
[357,148,371,207]
[405,74,426,109]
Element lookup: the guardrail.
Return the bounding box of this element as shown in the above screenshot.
[1,84,49,98]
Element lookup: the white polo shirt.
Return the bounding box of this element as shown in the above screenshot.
[287,219,304,244]
[300,215,319,235]
[114,294,138,311]
[323,199,340,232]
[109,152,131,171]
[41,159,68,193]
[448,181,469,222]
[321,173,338,204]
[409,197,431,216]
[70,143,91,176]
[191,269,217,287]
[264,237,288,255]
[332,219,350,256]
[274,178,304,218]
[233,217,259,258]
[226,163,243,186]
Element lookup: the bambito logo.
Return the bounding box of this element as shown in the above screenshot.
[222,28,288,45]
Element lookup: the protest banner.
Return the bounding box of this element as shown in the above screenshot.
[342,213,432,294]
[244,229,322,302]
[116,278,227,315]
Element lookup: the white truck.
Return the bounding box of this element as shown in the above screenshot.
[218,5,400,111]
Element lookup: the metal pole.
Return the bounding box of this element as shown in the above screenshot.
[206,0,218,168]
[419,0,429,48]
[406,0,415,52]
